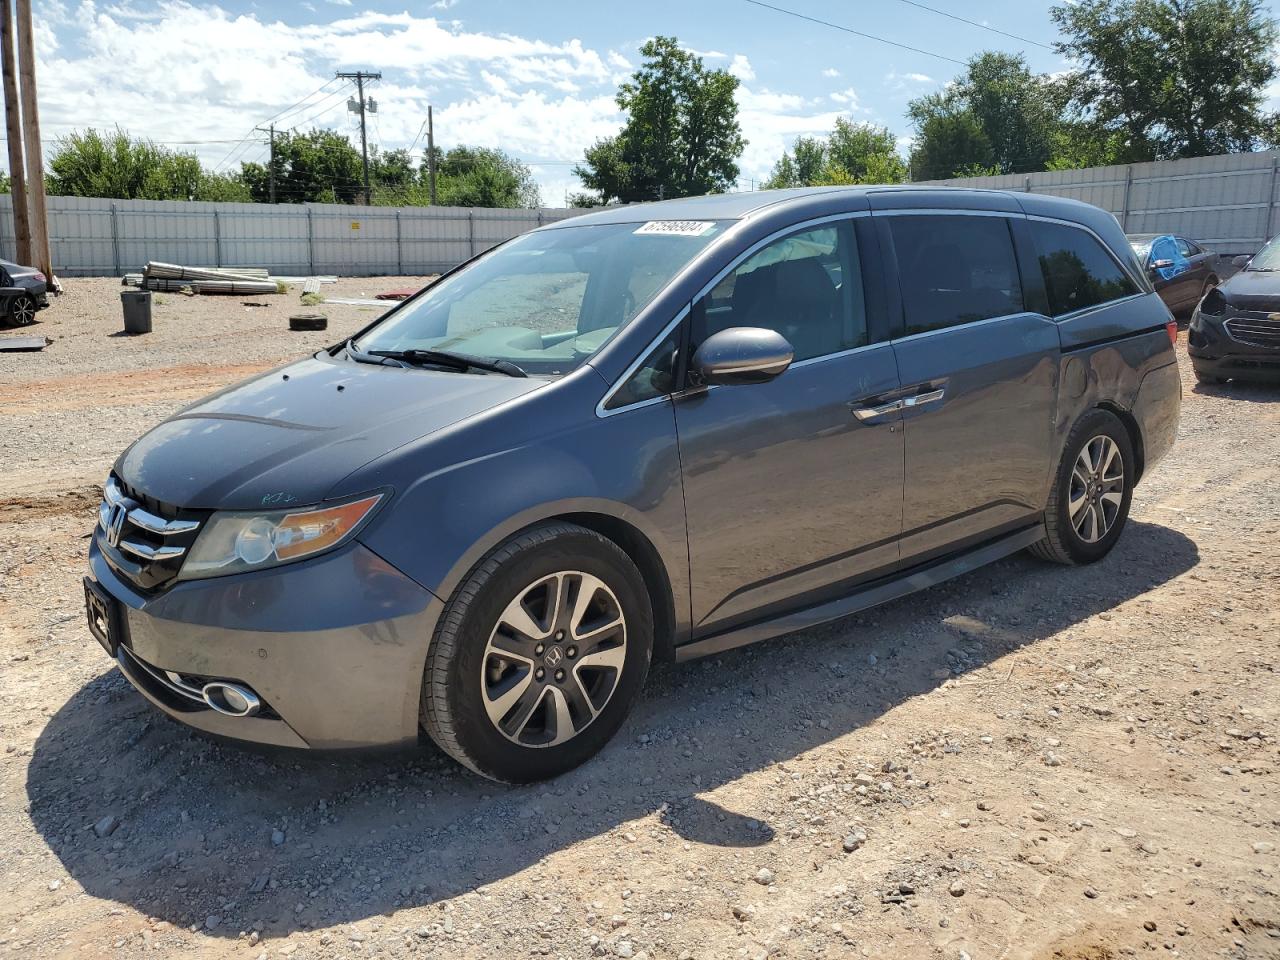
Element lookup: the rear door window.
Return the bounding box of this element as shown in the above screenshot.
[887,215,1024,336]
[1030,221,1139,316]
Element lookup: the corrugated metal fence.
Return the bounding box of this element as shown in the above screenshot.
[0,195,588,277]
[11,151,1280,276]
[924,151,1280,255]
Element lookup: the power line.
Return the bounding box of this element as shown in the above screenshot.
[264,78,341,127]
[739,0,967,66]
[893,0,1053,50]
[287,86,355,133]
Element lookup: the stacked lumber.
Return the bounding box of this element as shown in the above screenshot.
[124,262,282,296]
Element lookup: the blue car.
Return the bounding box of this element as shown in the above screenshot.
[84,187,1181,782]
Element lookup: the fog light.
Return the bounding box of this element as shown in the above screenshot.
[202,682,261,717]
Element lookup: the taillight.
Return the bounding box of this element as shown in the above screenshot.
[33,272,45,282]
[1166,319,1178,345]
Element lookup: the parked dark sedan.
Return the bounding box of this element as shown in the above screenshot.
[84,187,1181,782]
[1188,234,1280,383]
[1128,234,1219,315]
[0,257,49,325]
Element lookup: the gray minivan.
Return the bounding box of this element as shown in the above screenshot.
[84,187,1181,782]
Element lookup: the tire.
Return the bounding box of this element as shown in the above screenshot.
[421,522,653,783]
[1029,409,1135,565]
[9,294,36,326]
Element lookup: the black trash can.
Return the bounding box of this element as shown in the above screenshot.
[121,290,153,334]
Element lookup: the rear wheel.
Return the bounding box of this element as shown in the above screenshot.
[9,294,36,326]
[1029,410,1134,565]
[421,522,653,783]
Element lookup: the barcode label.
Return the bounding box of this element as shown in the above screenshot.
[634,220,715,237]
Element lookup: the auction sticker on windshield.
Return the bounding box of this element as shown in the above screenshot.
[634,220,716,237]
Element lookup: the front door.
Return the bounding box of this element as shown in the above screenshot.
[673,218,905,635]
[880,212,1059,563]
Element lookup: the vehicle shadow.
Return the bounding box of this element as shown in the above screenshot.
[26,520,1197,940]
[1190,379,1280,401]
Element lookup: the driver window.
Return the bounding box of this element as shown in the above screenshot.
[691,220,865,362]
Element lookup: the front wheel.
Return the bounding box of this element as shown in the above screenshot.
[421,522,653,783]
[1029,409,1135,565]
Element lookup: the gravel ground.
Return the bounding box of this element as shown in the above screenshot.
[1,279,1278,960]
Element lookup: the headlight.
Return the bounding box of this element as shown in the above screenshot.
[178,494,384,580]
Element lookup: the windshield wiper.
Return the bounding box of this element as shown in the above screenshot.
[346,340,527,377]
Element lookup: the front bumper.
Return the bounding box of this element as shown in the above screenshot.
[87,537,443,749]
[1188,310,1280,381]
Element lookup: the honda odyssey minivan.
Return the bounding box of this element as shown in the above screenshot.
[84,186,1181,782]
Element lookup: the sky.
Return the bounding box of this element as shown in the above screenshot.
[23,0,1280,206]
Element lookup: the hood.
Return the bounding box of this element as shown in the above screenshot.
[1216,268,1280,311]
[116,354,545,509]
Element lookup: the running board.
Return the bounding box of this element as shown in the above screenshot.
[674,523,1046,662]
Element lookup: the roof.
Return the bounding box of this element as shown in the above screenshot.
[546,184,1111,228]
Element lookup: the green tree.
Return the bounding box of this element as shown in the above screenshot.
[47,128,251,201]
[434,146,541,208]
[1051,0,1279,160]
[907,53,1059,178]
[240,128,364,204]
[907,101,997,180]
[765,122,905,188]
[575,36,745,202]
[826,120,906,181]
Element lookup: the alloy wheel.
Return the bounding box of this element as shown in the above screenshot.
[12,297,35,326]
[1069,435,1125,544]
[481,571,627,748]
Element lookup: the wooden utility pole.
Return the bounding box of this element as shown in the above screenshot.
[14,0,50,279]
[0,0,30,265]
[336,70,380,205]
[255,122,276,203]
[426,105,437,205]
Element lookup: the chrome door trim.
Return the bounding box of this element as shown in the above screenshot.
[851,398,905,421]
[889,310,1054,346]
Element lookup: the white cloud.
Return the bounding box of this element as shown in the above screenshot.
[31,1,872,202]
[821,67,840,78]
[327,0,351,6]
[828,87,859,108]
[432,0,459,8]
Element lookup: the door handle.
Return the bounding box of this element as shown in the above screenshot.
[851,398,904,421]
[903,387,945,409]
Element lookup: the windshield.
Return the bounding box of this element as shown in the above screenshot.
[1247,235,1280,271]
[1129,239,1153,260]
[353,220,730,375]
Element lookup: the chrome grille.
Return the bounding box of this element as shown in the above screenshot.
[98,477,203,590]
[1224,314,1280,348]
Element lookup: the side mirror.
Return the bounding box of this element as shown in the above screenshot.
[1232,255,1251,269]
[1150,258,1174,270]
[691,327,794,386]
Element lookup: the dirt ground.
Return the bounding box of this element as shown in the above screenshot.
[1,278,1277,960]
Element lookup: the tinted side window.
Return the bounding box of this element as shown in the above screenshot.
[692,221,866,362]
[1176,238,1199,257]
[1030,221,1138,316]
[888,215,1024,336]
[604,328,680,410]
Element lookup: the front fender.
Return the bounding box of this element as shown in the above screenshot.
[349,395,691,649]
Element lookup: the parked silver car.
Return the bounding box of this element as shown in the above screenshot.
[84,186,1181,782]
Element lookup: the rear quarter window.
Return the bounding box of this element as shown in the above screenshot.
[1031,221,1139,317]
